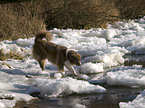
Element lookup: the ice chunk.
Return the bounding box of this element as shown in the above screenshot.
[0,99,15,108]
[0,93,33,108]
[34,77,106,97]
[119,90,145,108]
[78,74,91,80]
[0,102,5,108]
[50,72,63,79]
[129,25,144,31]
[102,29,117,39]
[50,28,63,37]
[14,38,34,47]
[82,29,117,40]
[82,31,102,37]
[80,62,104,73]
[72,103,86,108]
[105,65,145,87]
[0,42,22,54]
[0,42,10,54]
[83,49,125,68]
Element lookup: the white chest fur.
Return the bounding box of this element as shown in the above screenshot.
[65,49,75,67]
[64,60,74,67]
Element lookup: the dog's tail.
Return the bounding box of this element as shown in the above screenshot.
[34,31,53,43]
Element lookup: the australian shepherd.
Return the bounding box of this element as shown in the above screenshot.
[32,31,81,75]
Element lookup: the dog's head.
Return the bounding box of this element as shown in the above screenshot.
[67,50,81,66]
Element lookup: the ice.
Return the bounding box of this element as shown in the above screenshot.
[80,62,104,73]
[78,74,91,80]
[32,77,106,97]
[119,90,145,108]
[0,16,145,107]
[0,102,5,108]
[82,28,118,39]
[50,72,63,79]
[0,42,22,54]
[105,65,145,87]
[88,73,105,84]
[0,63,34,107]
[82,47,126,68]
[14,38,34,47]
[102,29,118,39]
[72,103,86,108]
[0,81,34,108]
[113,20,143,29]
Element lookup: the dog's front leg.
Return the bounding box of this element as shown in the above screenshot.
[65,65,78,75]
[57,64,66,77]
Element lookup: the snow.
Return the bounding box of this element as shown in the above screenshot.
[0,16,145,107]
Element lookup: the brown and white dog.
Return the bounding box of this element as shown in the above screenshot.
[32,31,81,75]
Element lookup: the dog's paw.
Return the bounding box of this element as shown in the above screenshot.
[61,72,66,77]
[73,73,79,76]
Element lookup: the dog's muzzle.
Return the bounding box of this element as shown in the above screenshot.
[77,61,82,66]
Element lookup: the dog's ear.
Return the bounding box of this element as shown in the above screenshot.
[67,50,81,66]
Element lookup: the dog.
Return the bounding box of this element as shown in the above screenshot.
[32,31,81,75]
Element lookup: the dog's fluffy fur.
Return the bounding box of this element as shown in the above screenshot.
[32,31,81,75]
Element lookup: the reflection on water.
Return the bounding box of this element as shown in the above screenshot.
[15,54,145,108]
[15,87,143,108]
[124,54,145,67]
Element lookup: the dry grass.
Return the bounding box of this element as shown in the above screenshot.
[1,62,12,69]
[42,0,120,29]
[112,0,145,19]
[0,0,120,40]
[0,0,145,41]
[0,2,45,41]
[0,50,6,61]
[0,50,23,61]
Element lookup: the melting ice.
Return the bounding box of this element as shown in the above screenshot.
[1,17,145,107]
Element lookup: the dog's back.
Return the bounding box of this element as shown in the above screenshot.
[41,41,67,64]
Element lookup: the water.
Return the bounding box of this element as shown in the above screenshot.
[15,87,143,108]
[15,55,145,108]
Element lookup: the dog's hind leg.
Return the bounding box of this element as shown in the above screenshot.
[38,59,46,71]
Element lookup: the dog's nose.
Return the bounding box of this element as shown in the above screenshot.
[77,61,81,66]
